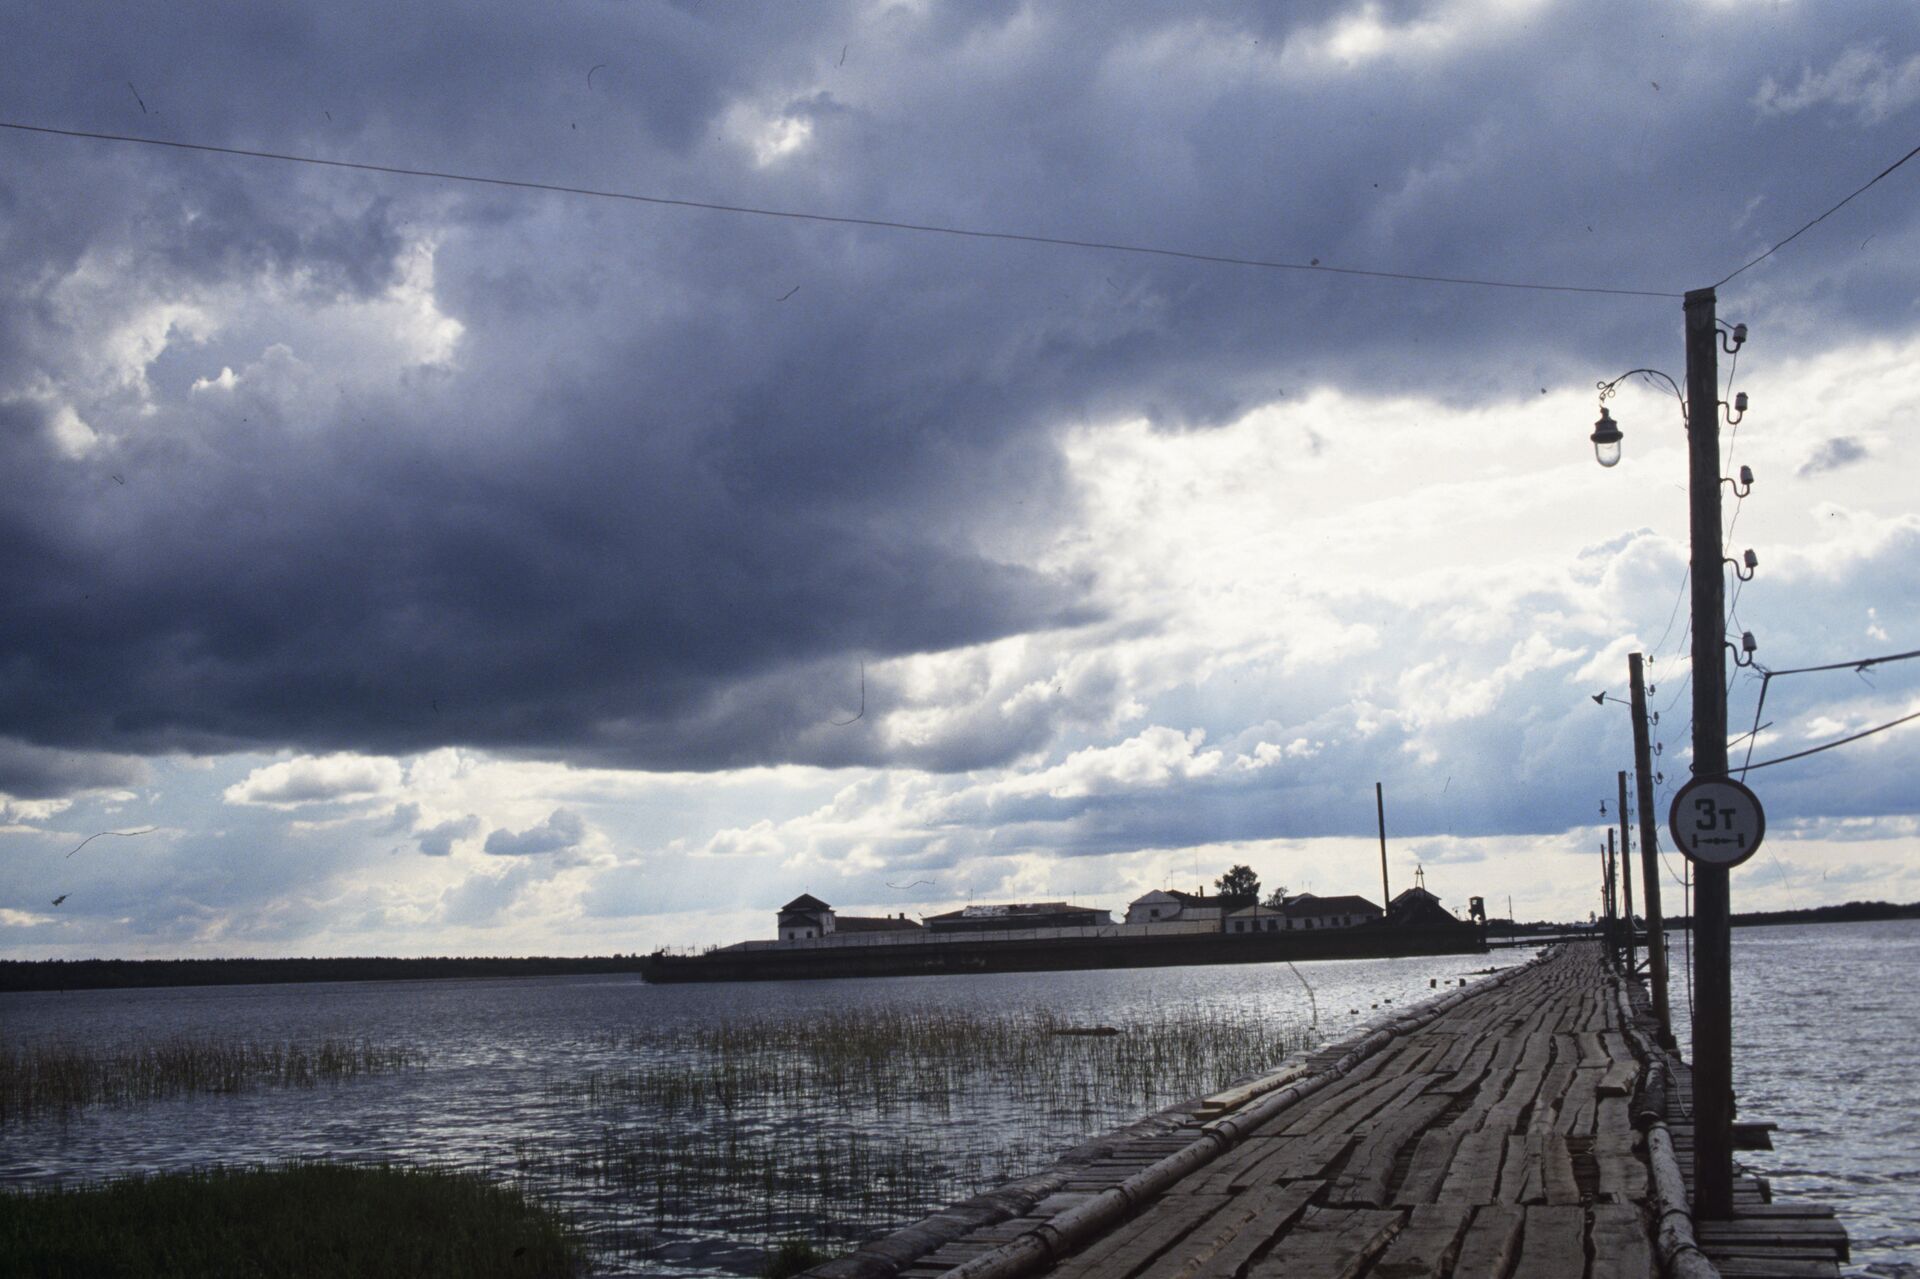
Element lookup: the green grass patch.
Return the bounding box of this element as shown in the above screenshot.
[0,1162,584,1278]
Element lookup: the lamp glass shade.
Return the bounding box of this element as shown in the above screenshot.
[1590,408,1623,468]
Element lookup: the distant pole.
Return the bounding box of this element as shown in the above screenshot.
[1375,782,1391,910]
[1617,769,1636,972]
[1605,830,1619,967]
[1629,652,1673,1046]
[1685,286,1734,1219]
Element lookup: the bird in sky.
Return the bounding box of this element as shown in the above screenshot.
[51,894,68,906]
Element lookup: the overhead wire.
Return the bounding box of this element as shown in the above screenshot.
[0,119,1690,299]
[1717,136,1920,288]
[1741,707,1920,773]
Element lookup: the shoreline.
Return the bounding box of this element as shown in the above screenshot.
[4,902,1911,994]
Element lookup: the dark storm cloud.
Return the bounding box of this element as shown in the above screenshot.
[2,1,1918,775]
[0,738,150,800]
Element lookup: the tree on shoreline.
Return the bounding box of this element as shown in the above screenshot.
[1215,864,1259,908]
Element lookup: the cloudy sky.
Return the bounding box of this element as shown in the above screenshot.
[4,0,1919,958]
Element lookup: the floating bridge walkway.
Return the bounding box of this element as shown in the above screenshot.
[812,943,1847,1279]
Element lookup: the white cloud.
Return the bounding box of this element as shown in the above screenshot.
[223,753,403,808]
[1755,45,1920,124]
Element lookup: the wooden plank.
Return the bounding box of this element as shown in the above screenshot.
[1538,1132,1579,1205]
[1512,1204,1585,1277]
[1330,1093,1451,1207]
[1696,1220,1850,1240]
[1282,1071,1437,1139]
[1526,1055,1578,1133]
[1244,1207,1401,1279]
[1597,1060,1639,1098]
[1710,1260,1840,1278]
[1392,1127,1463,1206]
[1556,1067,1602,1136]
[1706,1245,1850,1261]
[1436,1127,1508,1205]
[1480,1068,1547,1134]
[1184,1131,1353,1196]
[1431,1042,1495,1095]
[1451,1204,1524,1277]
[1371,1204,1470,1279]
[1587,1203,1654,1279]
[1496,1134,1536,1204]
[1049,1193,1232,1279]
[1132,1180,1321,1279]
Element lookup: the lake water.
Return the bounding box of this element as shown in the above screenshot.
[1664,918,1920,1276]
[3,924,1914,1276]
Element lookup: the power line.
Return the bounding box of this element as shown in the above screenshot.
[0,119,1685,300]
[1717,136,1920,288]
[1761,647,1920,679]
[1742,707,1920,773]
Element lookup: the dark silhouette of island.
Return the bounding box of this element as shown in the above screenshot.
[0,954,652,994]
[3,902,1912,993]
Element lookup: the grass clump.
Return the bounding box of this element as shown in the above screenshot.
[0,1036,419,1122]
[519,1004,1316,1250]
[0,1162,582,1278]
[763,1238,829,1277]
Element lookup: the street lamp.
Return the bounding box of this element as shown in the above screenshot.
[1587,287,1748,1219]
[1590,408,1623,467]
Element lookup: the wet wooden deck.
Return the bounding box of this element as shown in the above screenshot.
[814,942,1848,1279]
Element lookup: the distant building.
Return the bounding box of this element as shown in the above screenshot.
[1281,893,1382,930]
[1388,879,1459,927]
[925,902,1113,933]
[777,895,923,942]
[1225,904,1288,934]
[778,894,835,940]
[1125,889,1233,925]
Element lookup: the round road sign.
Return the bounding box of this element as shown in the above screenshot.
[1667,776,1766,868]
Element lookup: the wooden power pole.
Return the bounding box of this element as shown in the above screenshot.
[1629,652,1673,1048]
[1685,286,1734,1219]
[1617,769,1635,972]
[1375,781,1391,911]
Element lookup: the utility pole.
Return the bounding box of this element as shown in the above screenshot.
[1604,830,1619,968]
[1629,652,1672,1047]
[1617,769,1635,972]
[1685,286,1734,1219]
[1375,782,1391,911]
